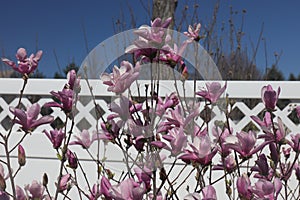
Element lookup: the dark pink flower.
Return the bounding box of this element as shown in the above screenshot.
[251,154,272,179]
[67,149,78,169]
[10,103,54,132]
[69,129,99,149]
[44,129,65,149]
[18,145,26,167]
[24,180,45,199]
[16,185,26,200]
[287,133,300,152]
[261,84,280,111]
[196,82,226,104]
[44,88,74,113]
[184,23,201,41]
[237,174,252,199]
[1,48,42,75]
[101,61,140,94]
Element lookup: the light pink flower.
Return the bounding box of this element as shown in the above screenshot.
[109,178,145,200]
[1,48,42,75]
[225,130,270,158]
[101,61,140,94]
[10,103,54,132]
[179,135,217,166]
[66,69,80,92]
[202,185,217,200]
[184,23,201,41]
[152,127,187,157]
[70,129,99,149]
[251,178,282,199]
[24,180,45,199]
[287,133,300,152]
[261,84,280,111]
[196,82,226,104]
[251,111,272,133]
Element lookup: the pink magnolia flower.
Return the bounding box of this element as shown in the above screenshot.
[134,166,152,190]
[251,178,282,199]
[16,185,26,200]
[44,88,75,113]
[259,116,286,143]
[66,69,80,92]
[251,154,272,179]
[251,111,272,133]
[101,61,140,94]
[212,126,232,156]
[67,149,78,169]
[24,180,45,199]
[18,145,26,167]
[196,82,226,104]
[287,133,300,152]
[237,174,252,199]
[152,127,187,157]
[10,103,54,132]
[44,129,65,149]
[0,192,9,200]
[99,119,122,141]
[89,183,101,200]
[125,17,172,61]
[294,163,300,181]
[1,48,42,75]
[155,92,179,116]
[58,174,71,192]
[261,84,280,111]
[213,154,236,173]
[202,185,217,200]
[184,23,201,41]
[225,130,269,159]
[160,40,189,68]
[69,129,99,149]
[179,135,217,166]
[110,178,145,200]
[100,176,112,199]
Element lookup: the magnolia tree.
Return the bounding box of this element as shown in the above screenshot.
[1,17,300,200]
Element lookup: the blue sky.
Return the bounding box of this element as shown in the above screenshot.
[0,0,299,79]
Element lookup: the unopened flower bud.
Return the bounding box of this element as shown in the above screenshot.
[43,173,48,186]
[18,145,26,167]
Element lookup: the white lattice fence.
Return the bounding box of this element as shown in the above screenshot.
[1,78,300,198]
